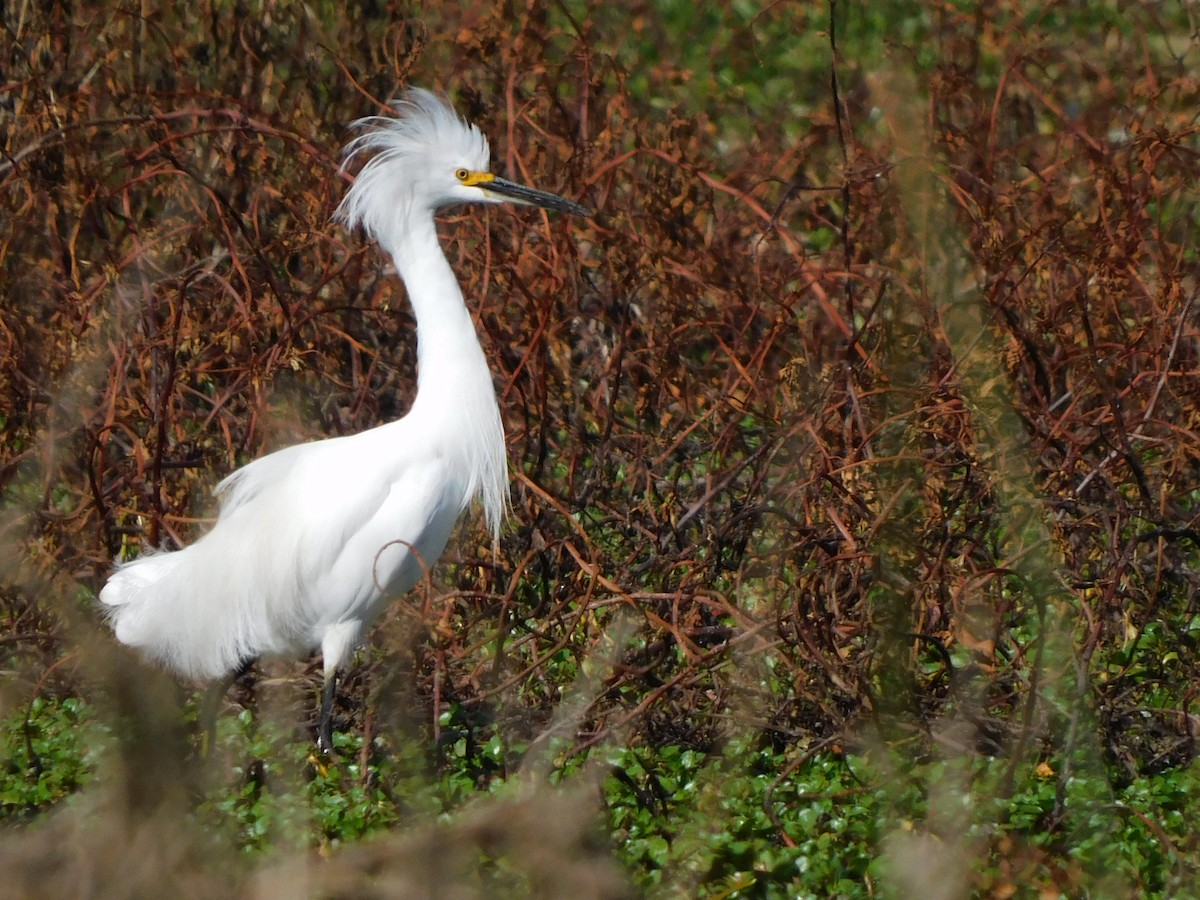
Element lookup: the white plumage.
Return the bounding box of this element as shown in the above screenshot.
[100,89,589,750]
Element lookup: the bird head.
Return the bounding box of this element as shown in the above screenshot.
[336,88,589,244]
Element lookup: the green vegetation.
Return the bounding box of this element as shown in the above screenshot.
[6,695,1200,895]
[1,699,105,819]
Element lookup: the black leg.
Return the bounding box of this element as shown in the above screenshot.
[317,669,337,754]
[198,658,252,755]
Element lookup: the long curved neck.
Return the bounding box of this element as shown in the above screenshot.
[381,215,508,540]
[382,217,483,390]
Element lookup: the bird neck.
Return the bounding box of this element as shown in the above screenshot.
[386,219,484,377]
[383,215,508,541]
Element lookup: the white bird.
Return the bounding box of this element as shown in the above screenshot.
[100,88,590,751]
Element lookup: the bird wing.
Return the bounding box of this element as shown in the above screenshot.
[214,442,309,515]
[101,426,469,680]
[310,450,465,622]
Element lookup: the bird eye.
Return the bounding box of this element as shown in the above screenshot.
[455,168,470,182]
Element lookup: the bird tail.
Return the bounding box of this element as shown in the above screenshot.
[99,539,273,681]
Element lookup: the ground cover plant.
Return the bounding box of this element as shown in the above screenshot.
[2,0,1200,896]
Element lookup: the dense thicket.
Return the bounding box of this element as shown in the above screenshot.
[2,1,1199,891]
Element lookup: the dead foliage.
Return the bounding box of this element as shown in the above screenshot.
[2,0,1200,886]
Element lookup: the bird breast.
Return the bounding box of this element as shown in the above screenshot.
[289,426,472,630]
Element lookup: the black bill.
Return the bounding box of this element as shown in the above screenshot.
[484,176,592,217]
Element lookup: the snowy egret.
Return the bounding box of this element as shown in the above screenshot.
[100,88,590,751]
